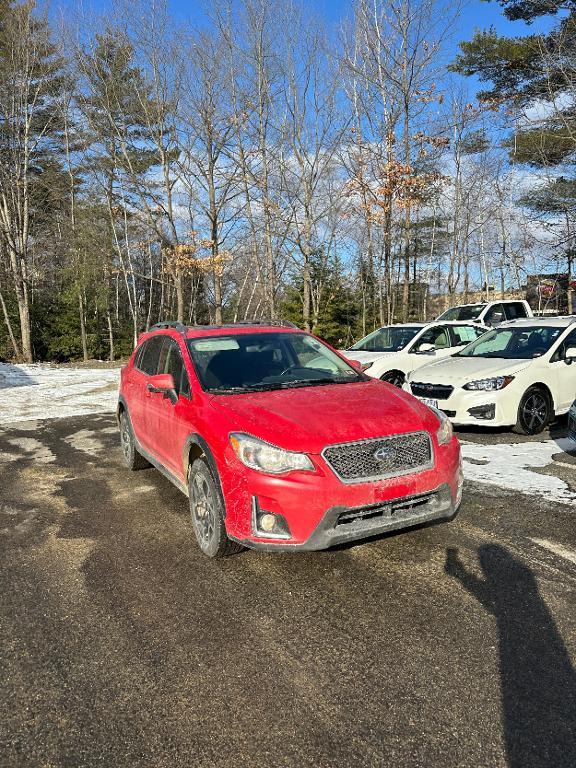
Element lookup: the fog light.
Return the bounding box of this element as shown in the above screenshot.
[259,513,276,532]
[251,497,292,540]
[467,403,495,420]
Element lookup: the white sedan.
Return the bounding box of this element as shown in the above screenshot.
[404,317,576,435]
[342,321,487,387]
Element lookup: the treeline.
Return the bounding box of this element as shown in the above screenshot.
[0,0,574,361]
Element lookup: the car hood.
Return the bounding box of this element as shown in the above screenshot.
[340,350,397,364]
[411,356,532,384]
[208,379,439,454]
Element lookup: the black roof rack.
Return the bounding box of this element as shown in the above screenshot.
[150,321,188,333]
[149,319,298,332]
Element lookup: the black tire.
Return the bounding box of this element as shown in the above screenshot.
[119,411,150,470]
[513,387,552,435]
[380,370,405,388]
[188,458,243,558]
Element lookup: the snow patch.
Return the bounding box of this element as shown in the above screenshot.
[0,363,119,425]
[462,439,576,506]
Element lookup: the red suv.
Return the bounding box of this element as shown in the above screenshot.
[118,321,463,556]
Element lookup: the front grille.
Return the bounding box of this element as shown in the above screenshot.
[411,382,454,400]
[322,432,433,483]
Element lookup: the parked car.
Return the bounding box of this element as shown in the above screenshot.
[404,317,576,435]
[118,321,463,557]
[342,321,487,387]
[436,299,533,327]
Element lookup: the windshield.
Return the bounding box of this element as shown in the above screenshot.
[187,332,364,394]
[349,326,421,352]
[437,304,485,321]
[455,326,564,359]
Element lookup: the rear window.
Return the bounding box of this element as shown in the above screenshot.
[504,303,528,320]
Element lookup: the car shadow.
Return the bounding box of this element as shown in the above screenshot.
[0,362,37,390]
[445,544,576,768]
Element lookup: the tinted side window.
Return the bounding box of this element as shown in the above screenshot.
[485,304,505,325]
[139,337,164,376]
[504,302,528,320]
[134,343,146,370]
[160,338,191,398]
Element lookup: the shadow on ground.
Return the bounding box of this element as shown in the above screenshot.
[446,545,576,768]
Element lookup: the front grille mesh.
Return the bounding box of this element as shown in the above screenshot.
[322,432,433,483]
[411,382,454,400]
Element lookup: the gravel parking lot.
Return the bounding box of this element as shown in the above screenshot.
[1,408,575,768]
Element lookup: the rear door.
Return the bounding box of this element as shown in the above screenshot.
[130,336,164,451]
[145,336,194,479]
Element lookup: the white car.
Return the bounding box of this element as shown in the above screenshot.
[436,299,532,327]
[342,321,487,387]
[404,317,576,435]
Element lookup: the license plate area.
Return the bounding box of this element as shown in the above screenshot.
[418,397,438,409]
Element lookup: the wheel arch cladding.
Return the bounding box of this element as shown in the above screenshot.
[183,435,227,516]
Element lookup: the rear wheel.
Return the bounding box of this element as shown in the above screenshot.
[188,458,242,557]
[119,411,150,470]
[380,370,405,388]
[514,387,551,435]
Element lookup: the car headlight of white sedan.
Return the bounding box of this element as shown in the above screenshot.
[462,376,514,391]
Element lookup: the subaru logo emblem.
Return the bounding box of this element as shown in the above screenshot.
[373,446,394,462]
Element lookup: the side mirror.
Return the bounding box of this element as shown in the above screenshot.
[418,343,435,354]
[566,347,576,364]
[147,373,177,403]
[349,359,368,372]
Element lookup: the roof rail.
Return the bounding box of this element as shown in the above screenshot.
[149,321,188,333]
[149,318,299,333]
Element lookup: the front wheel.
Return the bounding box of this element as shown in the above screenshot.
[380,370,405,388]
[188,458,242,557]
[514,387,551,435]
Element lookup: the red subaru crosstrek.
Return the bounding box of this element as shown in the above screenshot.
[118,321,463,557]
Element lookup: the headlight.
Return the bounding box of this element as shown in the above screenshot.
[229,433,314,474]
[361,362,374,372]
[434,409,453,445]
[463,376,514,391]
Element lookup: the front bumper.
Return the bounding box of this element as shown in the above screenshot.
[233,483,460,551]
[220,437,462,550]
[405,383,519,427]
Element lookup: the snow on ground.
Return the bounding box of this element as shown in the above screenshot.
[461,438,576,506]
[0,363,119,425]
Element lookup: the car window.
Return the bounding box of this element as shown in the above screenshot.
[437,304,485,321]
[187,332,362,393]
[450,325,486,346]
[551,328,576,362]
[412,326,450,352]
[138,337,164,375]
[484,304,505,325]
[159,337,191,397]
[504,302,528,320]
[349,326,421,352]
[456,325,564,359]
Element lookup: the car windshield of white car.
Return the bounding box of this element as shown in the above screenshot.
[455,326,563,359]
[349,326,421,352]
[188,332,365,394]
[437,304,485,321]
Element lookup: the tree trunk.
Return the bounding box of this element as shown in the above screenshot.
[0,287,21,359]
[79,290,88,362]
